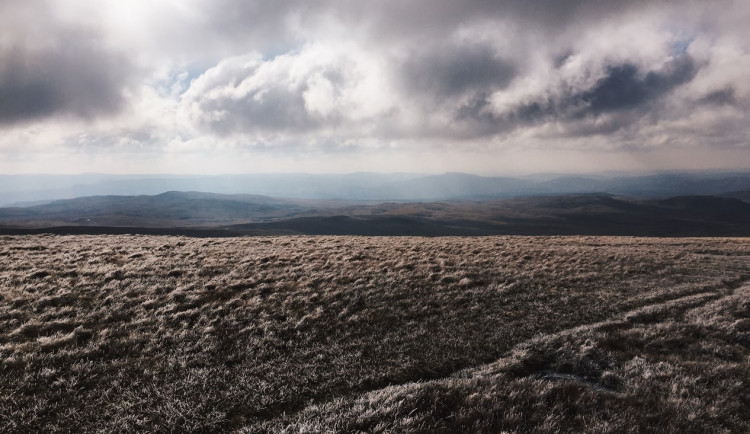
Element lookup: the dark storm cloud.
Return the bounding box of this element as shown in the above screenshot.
[401,44,517,100]
[580,55,697,114]
[0,38,132,125]
[448,54,700,139]
[0,0,135,128]
[698,87,736,106]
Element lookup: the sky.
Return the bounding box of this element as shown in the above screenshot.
[1,0,749,175]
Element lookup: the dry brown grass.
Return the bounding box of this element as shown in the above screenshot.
[0,235,748,432]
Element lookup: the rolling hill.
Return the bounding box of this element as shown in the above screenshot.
[1,192,750,237]
[0,191,345,227]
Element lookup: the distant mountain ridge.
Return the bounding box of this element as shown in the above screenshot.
[3,171,750,206]
[2,191,750,237]
[0,191,327,227]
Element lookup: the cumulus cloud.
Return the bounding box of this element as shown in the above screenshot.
[1,0,749,173]
[473,53,699,137]
[175,0,748,148]
[180,44,397,139]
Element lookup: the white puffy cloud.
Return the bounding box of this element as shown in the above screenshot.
[180,43,398,143]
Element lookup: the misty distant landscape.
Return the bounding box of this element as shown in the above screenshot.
[2,171,750,237]
[5,171,750,205]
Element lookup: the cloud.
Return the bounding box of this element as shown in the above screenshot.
[400,43,517,101]
[180,45,397,139]
[1,0,750,173]
[415,52,699,141]
[0,38,133,125]
[0,2,136,126]
[697,87,736,106]
[578,55,697,114]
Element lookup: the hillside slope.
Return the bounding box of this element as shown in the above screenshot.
[0,191,326,227]
[2,192,750,236]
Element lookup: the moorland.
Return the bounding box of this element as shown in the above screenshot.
[1,235,748,432]
[2,191,750,237]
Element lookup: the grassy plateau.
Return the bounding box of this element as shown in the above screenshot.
[0,235,748,432]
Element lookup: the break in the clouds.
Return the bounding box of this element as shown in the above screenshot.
[1,0,749,174]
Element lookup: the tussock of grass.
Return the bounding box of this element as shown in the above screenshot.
[271,284,750,433]
[0,235,748,432]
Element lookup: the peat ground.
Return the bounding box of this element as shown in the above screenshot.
[0,235,748,432]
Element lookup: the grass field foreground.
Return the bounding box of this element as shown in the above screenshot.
[0,235,748,432]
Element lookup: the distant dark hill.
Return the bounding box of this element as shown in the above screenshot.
[231,194,750,237]
[0,191,326,227]
[0,173,423,205]
[1,192,750,237]
[505,193,645,212]
[653,195,750,221]
[589,174,750,197]
[369,172,750,200]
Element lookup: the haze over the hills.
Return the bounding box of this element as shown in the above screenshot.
[3,184,750,237]
[4,171,750,206]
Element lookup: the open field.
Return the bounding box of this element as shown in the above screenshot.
[1,235,749,432]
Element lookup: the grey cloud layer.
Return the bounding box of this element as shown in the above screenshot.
[177,0,745,145]
[0,36,132,125]
[400,44,517,101]
[0,2,134,125]
[470,55,699,132]
[1,0,748,155]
